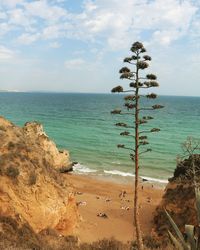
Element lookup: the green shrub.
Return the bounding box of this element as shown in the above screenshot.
[7,141,15,150]
[28,172,37,185]
[6,166,19,178]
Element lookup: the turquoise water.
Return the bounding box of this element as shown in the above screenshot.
[0,93,199,182]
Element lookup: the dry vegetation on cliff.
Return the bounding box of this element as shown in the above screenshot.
[0,116,79,241]
[154,154,200,244]
[0,116,184,249]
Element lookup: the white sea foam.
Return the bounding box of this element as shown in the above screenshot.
[104,169,168,183]
[111,161,121,165]
[73,163,97,173]
[104,170,134,177]
[140,175,168,184]
[73,164,168,184]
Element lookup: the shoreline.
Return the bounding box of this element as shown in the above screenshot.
[73,163,169,188]
[66,173,165,243]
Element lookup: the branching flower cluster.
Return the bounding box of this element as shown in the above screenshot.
[111,41,163,160]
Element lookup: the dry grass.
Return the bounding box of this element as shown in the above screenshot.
[0,125,6,131]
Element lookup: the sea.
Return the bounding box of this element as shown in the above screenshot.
[0,92,199,183]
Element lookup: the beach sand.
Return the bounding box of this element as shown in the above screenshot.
[67,174,165,243]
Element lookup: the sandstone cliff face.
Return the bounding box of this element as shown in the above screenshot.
[154,155,200,237]
[0,117,79,236]
[23,121,71,170]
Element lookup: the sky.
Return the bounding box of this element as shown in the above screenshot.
[0,0,200,96]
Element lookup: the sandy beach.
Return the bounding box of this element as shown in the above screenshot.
[67,173,165,243]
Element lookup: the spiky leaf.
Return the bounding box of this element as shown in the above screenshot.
[168,230,184,250]
[185,225,196,250]
[195,188,200,226]
[165,210,189,250]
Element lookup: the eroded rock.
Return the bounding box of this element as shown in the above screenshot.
[154,155,200,238]
[0,116,79,236]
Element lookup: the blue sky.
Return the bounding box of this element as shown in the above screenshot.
[0,0,200,96]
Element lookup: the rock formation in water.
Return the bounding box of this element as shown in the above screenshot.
[0,117,79,241]
[154,155,200,238]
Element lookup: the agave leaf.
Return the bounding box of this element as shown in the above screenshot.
[196,226,200,249]
[168,230,184,250]
[185,225,196,250]
[165,209,189,250]
[195,188,200,226]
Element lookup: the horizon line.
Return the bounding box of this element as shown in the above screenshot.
[0,90,199,98]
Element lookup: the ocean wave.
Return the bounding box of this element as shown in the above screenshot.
[140,175,168,184]
[104,170,168,183]
[73,163,97,173]
[104,170,134,177]
[73,164,168,184]
[111,161,121,165]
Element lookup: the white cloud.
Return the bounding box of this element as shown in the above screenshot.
[0,11,7,19]
[0,46,15,60]
[0,22,12,36]
[0,0,199,95]
[76,0,198,49]
[17,33,40,44]
[23,0,68,23]
[8,7,36,30]
[0,0,24,8]
[42,24,64,39]
[64,58,85,70]
[0,0,198,49]
[49,41,61,48]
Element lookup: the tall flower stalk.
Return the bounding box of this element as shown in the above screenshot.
[111,41,164,250]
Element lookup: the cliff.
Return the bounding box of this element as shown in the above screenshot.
[153,155,200,238]
[0,117,79,239]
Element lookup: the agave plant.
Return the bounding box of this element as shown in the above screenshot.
[166,187,200,250]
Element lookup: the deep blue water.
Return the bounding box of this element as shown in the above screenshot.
[0,93,199,182]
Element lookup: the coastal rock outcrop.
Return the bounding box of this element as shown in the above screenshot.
[23,121,71,170]
[0,116,79,237]
[153,155,200,237]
